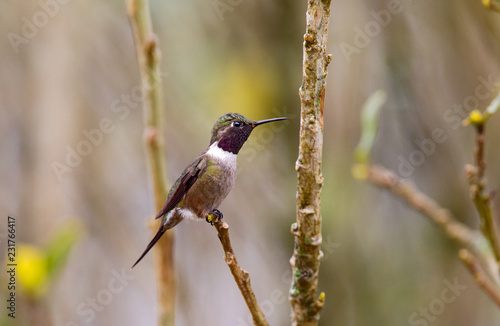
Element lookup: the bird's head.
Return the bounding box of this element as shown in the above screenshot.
[209,113,287,154]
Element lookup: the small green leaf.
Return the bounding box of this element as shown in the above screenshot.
[355,90,387,164]
[485,90,500,118]
[45,219,84,278]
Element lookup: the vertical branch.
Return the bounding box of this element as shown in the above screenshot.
[466,115,500,270]
[126,1,175,326]
[290,0,332,325]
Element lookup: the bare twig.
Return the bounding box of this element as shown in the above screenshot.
[356,76,500,313]
[290,0,332,325]
[474,123,486,178]
[212,219,269,326]
[364,164,500,295]
[357,94,500,308]
[459,249,500,308]
[466,120,500,266]
[127,1,175,325]
[365,165,478,250]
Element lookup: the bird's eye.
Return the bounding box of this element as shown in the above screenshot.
[233,121,242,127]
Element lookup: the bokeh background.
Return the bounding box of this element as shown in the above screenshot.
[2,0,500,325]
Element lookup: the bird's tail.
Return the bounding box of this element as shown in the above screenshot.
[132,213,184,268]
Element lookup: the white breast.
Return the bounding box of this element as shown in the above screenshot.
[206,142,237,168]
[206,142,237,207]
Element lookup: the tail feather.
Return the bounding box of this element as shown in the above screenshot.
[132,212,185,268]
[132,224,167,268]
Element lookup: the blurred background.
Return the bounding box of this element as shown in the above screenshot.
[1,0,500,325]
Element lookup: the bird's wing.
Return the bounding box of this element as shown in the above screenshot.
[132,155,208,268]
[155,154,208,219]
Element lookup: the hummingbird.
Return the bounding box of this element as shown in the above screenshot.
[132,113,287,267]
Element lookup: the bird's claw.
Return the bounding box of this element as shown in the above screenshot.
[206,209,223,225]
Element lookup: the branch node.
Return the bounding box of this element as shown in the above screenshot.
[304,33,316,44]
[224,252,235,265]
[310,291,326,315]
[144,126,159,146]
[145,33,158,57]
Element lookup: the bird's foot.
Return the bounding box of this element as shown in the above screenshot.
[206,209,223,225]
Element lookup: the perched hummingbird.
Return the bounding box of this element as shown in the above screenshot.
[132,113,287,267]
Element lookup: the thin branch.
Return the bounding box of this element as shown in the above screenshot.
[474,124,486,178]
[212,219,269,326]
[364,165,500,291]
[459,249,500,308]
[290,0,332,325]
[126,1,175,326]
[364,165,478,252]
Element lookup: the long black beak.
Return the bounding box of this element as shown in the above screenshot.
[252,117,287,127]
